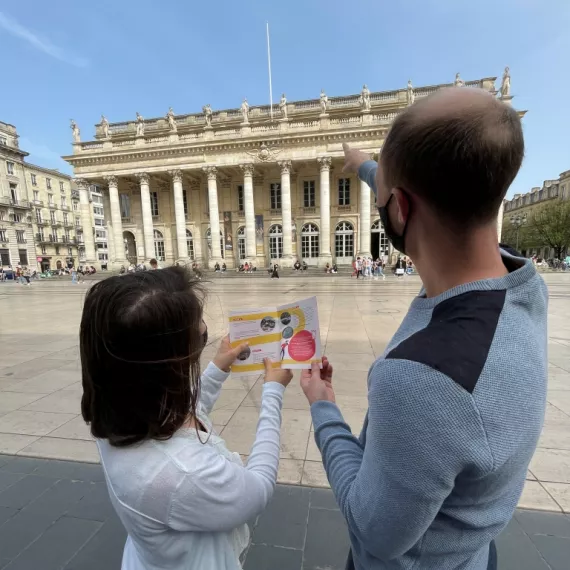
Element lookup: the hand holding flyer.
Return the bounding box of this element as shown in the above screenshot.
[229,296,322,375]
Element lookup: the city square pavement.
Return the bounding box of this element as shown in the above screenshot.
[0,454,569,570]
[0,272,569,520]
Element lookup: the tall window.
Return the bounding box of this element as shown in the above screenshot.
[46,178,52,190]
[237,226,246,260]
[50,211,56,224]
[334,221,354,261]
[6,161,14,175]
[61,196,67,207]
[59,181,64,192]
[304,181,316,208]
[186,229,195,260]
[10,183,17,203]
[53,229,59,241]
[119,194,131,218]
[68,247,73,256]
[33,190,39,202]
[48,194,54,205]
[63,213,69,224]
[237,185,244,212]
[13,213,23,223]
[36,209,42,223]
[269,225,283,259]
[150,191,159,216]
[0,135,6,146]
[0,229,7,242]
[75,217,81,227]
[301,223,319,259]
[31,174,37,186]
[183,190,188,217]
[270,183,282,210]
[19,250,28,265]
[16,230,26,243]
[338,178,351,206]
[153,229,165,261]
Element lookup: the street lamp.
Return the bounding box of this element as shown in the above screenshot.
[510,213,527,251]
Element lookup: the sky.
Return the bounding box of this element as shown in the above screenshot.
[0,0,568,197]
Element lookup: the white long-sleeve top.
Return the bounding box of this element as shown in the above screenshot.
[97,362,285,570]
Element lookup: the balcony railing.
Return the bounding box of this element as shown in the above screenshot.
[52,221,62,227]
[63,221,74,228]
[336,204,353,213]
[36,220,49,226]
[11,199,31,209]
[76,225,84,232]
[48,203,57,209]
[152,214,161,222]
[16,239,27,244]
[121,216,132,223]
[36,233,50,243]
[269,209,282,216]
[299,206,317,215]
[32,199,44,207]
[0,237,9,243]
[60,205,70,211]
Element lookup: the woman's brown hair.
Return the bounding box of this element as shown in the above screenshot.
[80,266,204,447]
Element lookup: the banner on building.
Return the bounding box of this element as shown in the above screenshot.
[223,211,233,252]
[255,214,264,255]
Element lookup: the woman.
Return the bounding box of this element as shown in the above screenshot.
[80,267,292,570]
[271,264,279,279]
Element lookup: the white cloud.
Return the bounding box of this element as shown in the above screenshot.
[0,11,88,67]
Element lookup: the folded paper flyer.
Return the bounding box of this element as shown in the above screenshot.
[229,296,321,375]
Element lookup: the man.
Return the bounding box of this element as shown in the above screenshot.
[301,87,547,570]
[149,258,161,270]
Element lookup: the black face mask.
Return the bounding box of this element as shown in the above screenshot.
[378,193,408,255]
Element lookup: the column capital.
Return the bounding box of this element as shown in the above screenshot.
[135,172,150,185]
[203,166,217,180]
[278,160,292,174]
[168,169,183,183]
[317,156,332,171]
[72,178,89,190]
[239,163,254,176]
[103,175,118,188]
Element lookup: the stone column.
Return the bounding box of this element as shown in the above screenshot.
[169,169,188,261]
[358,179,372,257]
[279,160,293,265]
[136,172,155,261]
[104,176,126,265]
[203,166,222,265]
[317,157,332,262]
[73,178,97,266]
[240,163,256,259]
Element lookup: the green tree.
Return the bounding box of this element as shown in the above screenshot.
[526,199,570,259]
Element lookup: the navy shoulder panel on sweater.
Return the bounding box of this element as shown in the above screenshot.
[386,290,507,393]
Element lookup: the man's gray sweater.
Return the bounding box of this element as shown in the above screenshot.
[311,162,548,569]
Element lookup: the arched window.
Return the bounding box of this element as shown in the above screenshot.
[186,229,195,260]
[153,229,165,261]
[301,223,319,259]
[269,224,283,259]
[206,227,224,259]
[371,219,390,256]
[334,221,354,262]
[237,226,246,260]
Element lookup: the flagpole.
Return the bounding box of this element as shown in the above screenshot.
[266,22,274,121]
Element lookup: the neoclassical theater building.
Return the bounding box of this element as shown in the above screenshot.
[63,74,503,269]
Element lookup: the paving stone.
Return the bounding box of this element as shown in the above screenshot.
[0,474,56,508]
[0,506,17,525]
[310,487,339,510]
[243,544,303,570]
[2,516,101,570]
[66,482,115,522]
[33,458,104,482]
[0,479,92,559]
[0,456,47,474]
[304,506,350,570]
[495,531,551,570]
[63,515,126,570]
[0,471,25,493]
[515,509,570,538]
[528,535,570,570]
[251,485,311,549]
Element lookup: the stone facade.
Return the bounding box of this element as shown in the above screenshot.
[502,170,570,258]
[63,76,500,269]
[0,121,83,271]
